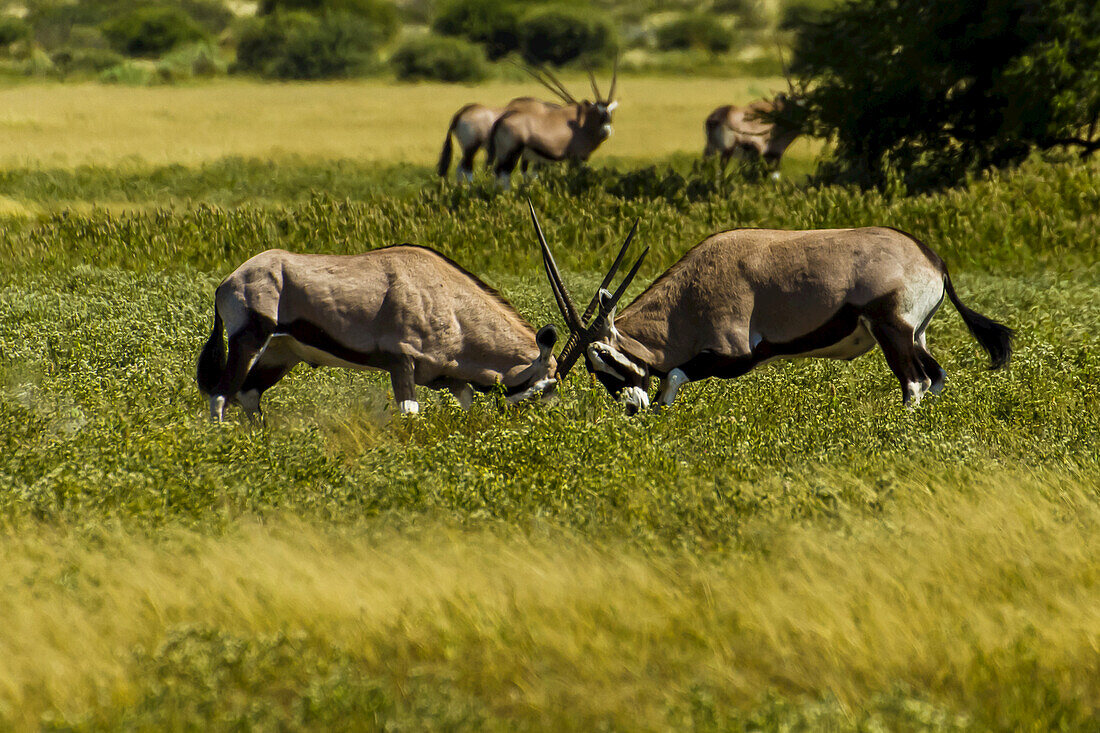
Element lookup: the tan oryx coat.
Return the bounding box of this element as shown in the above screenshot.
[437,97,557,181]
[196,246,558,421]
[704,95,802,175]
[538,226,1012,413]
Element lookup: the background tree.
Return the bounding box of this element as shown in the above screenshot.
[790,0,1100,190]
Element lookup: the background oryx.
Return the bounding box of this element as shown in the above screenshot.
[488,66,619,187]
[196,246,558,422]
[703,93,803,179]
[536,222,1013,414]
[437,97,556,182]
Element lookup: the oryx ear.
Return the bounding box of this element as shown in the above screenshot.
[597,288,617,320]
[536,324,558,358]
[617,332,656,365]
[607,100,618,112]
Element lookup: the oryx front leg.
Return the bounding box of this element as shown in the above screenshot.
[657,368,689,408]
[211,323,270,423]
[389,356,419,416]
[451,382,474,410]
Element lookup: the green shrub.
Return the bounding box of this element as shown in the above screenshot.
[791,0,1100,190]
[50,47,126,77]
[99,59,159,86]
[162,41,225,78]
[432,0,522,61]
[390,35,488,82]
[518,5,617,67]
[655,13,734,53]
[0,16,29,48]
[100,6,209,58]
[258,0,399,41]
[234,11,381,80]
[779,0,836,29]
[714,0,770,29]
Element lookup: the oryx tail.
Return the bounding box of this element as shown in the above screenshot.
[196,312,226,397]
[944,272,1013,369]
[438,103,476,178]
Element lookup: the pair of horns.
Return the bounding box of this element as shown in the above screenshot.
[520,59,618,106]
[528,199,647,380]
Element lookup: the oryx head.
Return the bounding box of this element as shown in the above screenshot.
[524,62,619,140]
[502,322,560,404]
[527,201,654,414]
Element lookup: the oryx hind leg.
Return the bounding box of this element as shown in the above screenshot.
[867,316,929,407]
[238,352,298,425]
[458,144,478,182]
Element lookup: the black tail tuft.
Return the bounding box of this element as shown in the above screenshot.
[196,311,226,395]
[437,127,454,177]
[944,273,1013,370]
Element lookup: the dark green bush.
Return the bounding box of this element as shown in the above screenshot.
[390,35,488,82]
[432,0,522,61]
[791,0,1100,190]
[234,11,381,80]
[779,0,835,29]
[50,47,126,76]
[100,6,208,58]
[655,13,734,53]
[518,5,617,67]
[0,15,29,47]
[257,0,399,41]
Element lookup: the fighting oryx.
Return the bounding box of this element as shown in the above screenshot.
[196,246,558,422]
[438,97,557,182]
[703,93,803,179]
[531,212,1012,414]
[488,65,618,187]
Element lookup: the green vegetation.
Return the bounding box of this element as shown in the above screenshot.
[390,34,488,82]
[0,149,1097,726]
[790,0,1100,189]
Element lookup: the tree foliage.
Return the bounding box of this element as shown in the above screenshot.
[432,0,522,61]
[791,0,1100,189]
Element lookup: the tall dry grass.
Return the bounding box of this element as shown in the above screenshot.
[2,470,1096,728]
[0,77,819,168]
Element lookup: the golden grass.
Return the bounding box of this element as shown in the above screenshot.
[1,470,1097,728]
[0,77,819,168]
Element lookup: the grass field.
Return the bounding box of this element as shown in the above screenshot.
[0,78,1098,729]
[0,77,817,170]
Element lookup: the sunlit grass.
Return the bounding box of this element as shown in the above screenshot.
[0,77,819,171]
[1,473,1097,729]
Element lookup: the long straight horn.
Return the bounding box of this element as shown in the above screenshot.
[581,218,638,324]
[607,57,618,102]
[537,65,579,105]
[599,246,649,320]
[587,69,602,102]
[517,62,577,105]
[528,199,582,330]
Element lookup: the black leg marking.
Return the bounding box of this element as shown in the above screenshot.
[389,355,418,408]
[869,321,928,405]
[918,347,946,395]
[213,319,272,402]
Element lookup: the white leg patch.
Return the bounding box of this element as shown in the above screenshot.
[622,386,649,413]
[458,167,473,183]
[770,171,781,181]
[906,381,924,408]
[496,172,511,189]
[658,368,689,408]
[210,395,226,423]
[399,400,420,415]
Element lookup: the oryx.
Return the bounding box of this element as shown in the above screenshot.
[196,246,558,422]
[531,213,1013,414]
[488,65,619,187]
[703,93,803,179]
[438,97,557,182]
